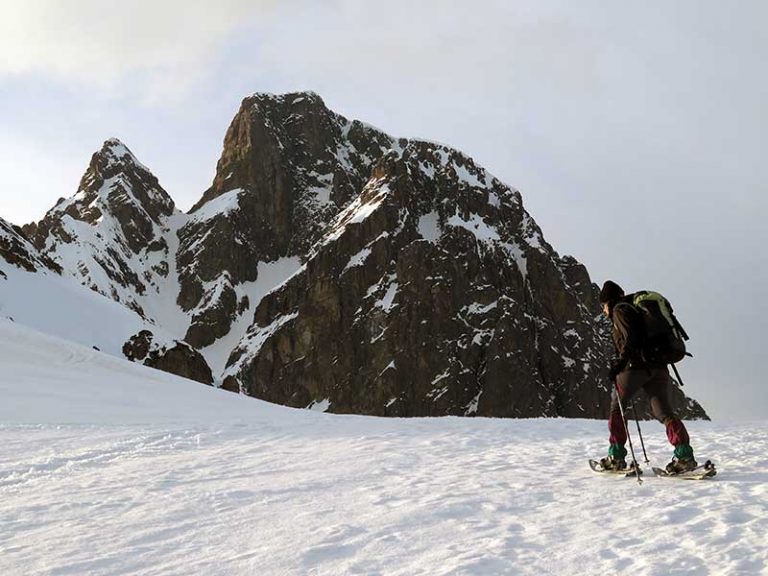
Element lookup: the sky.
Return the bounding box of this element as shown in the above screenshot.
[1,0,766,419]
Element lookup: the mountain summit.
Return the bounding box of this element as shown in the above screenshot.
[23,138,176,317]
[177,92,395,347]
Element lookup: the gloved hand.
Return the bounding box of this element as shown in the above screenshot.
[608,359,628,381]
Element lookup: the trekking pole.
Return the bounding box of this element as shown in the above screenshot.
[631,404,650,464]
[671,364,685,387]
[614,380,643,485]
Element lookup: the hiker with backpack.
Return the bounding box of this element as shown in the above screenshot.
[598,280,698,474]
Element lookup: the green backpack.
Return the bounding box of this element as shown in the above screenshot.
[632,291,690,364]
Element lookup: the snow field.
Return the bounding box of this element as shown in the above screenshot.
[1,321,766,575]
[0,263,155,358]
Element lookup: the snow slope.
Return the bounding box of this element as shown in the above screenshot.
[0,258,160,357]
[1,320,766,575]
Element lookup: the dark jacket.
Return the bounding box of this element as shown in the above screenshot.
[610,296,656,369]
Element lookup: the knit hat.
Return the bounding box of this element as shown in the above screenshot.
[599,280,624,304]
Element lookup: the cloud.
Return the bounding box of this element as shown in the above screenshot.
[0,0,275,102]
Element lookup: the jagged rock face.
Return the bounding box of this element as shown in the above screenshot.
[24,139,177,317]
[225,141,707,420]
[177,92,394,347]
[0,218,60,274]
[123,330,213,385]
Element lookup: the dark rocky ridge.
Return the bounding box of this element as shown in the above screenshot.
[225,140,707,419]
[177,92,394,347]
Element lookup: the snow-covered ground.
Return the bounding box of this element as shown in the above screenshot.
[1,319,766,576]
[0,260,158,357]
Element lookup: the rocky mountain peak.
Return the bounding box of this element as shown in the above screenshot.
[190,90,392,232]
[50,138,176,235]
[176,92,395,346]
[23,140,177,318]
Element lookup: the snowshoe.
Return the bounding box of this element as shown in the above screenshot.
[653,460,716,480]
[665,457,698,475]
[589,458,642,477]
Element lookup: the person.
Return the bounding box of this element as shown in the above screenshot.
[598,280,697,473]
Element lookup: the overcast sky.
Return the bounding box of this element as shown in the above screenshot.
[1,0,765,419]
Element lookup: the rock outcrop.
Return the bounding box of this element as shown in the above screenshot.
[0,217,60,274]
[123,330,213,385]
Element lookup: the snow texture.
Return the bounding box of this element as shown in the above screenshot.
[342,247,372,274]
[446,211,501,243]
[187,188,244,223]
[323,179,391,245]
[0,257,159,356]
[1,319,766,576]
[417,211,441,243]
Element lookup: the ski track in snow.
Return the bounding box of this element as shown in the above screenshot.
[1,323,767,575]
